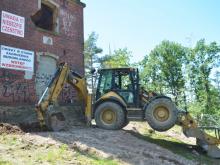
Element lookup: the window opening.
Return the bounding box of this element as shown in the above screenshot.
[31,2,58,32]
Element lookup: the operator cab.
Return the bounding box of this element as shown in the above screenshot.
[96,68,140,107]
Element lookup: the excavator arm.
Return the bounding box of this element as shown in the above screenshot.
[35,63,92,130]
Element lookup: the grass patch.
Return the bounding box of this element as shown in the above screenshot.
[36,144,74,164]
[0,134,20,146]
[128,126,217,165]
[0,160,12,165]
[35,143,119,165]
[0,134,120,165]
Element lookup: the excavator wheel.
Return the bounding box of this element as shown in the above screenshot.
[46,111,66,131]
[145,97,178,132]
[95,102,125,130]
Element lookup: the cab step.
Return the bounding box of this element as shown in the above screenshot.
[127,108,144,121]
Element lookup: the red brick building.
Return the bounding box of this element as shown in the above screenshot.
[0,0,86,106]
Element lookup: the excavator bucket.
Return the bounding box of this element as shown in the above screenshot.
[46,111,66,131]
[178,111,220,158]
[44,105,66,131]
[35,104,66,131]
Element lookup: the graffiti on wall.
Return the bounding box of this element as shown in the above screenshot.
[35,73,53,85]
[60,9,76,38]
[0,70,76,104]
[35,72,54,96]
[0,70,35,104]
[35,73,77,103]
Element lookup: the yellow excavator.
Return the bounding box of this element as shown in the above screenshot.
[35,62,220,158]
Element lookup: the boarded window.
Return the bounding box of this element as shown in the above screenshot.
[35,54,57,98]
[31,2,58,32]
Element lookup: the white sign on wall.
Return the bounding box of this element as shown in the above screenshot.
[0,45,34,72]
[1,11,25,38]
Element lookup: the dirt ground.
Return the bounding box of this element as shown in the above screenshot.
[1,122,219,165]
[37,126,197,165]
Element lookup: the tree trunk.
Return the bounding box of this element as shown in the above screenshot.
[204,79,211,113]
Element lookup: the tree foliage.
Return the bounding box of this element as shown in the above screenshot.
[84,32,102,89]
[99,48,132,68]
[140,39,220,115]
[187,39,220,114]
[141,41,187,104]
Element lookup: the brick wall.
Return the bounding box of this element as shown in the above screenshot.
[0,0,85,106]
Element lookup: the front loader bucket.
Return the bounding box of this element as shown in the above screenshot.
[184,127,220,158]
[178,112,220,158]
[207,145,220,158]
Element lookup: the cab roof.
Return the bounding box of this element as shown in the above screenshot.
[99,67,136,71]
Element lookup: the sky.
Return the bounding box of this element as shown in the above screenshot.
[82,0,220,62]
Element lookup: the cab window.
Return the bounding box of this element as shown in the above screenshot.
[96,70,112,99]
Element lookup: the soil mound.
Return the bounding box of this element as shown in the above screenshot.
[0,123,24,134]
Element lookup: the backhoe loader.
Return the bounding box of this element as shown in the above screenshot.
[35,62,220,158]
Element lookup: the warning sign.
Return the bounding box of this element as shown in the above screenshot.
[0,45,34,72]
[1,11,25,38]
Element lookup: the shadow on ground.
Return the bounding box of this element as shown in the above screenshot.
[126,129,219,165]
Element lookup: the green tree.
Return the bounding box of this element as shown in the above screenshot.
[100,48,132,68]
[213,71,220,92]
[141,40,187,105]
[140,55,165,94]
[188,39,220,114]
[84,32,102,89]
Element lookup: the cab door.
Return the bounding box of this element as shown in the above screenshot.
[112,70,136,107]
[96,70,113,100]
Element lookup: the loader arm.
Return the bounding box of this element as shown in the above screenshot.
[35,63,92,129]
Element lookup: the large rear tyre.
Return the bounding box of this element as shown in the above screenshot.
[95,102,125,130]
[145,97,177,132]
